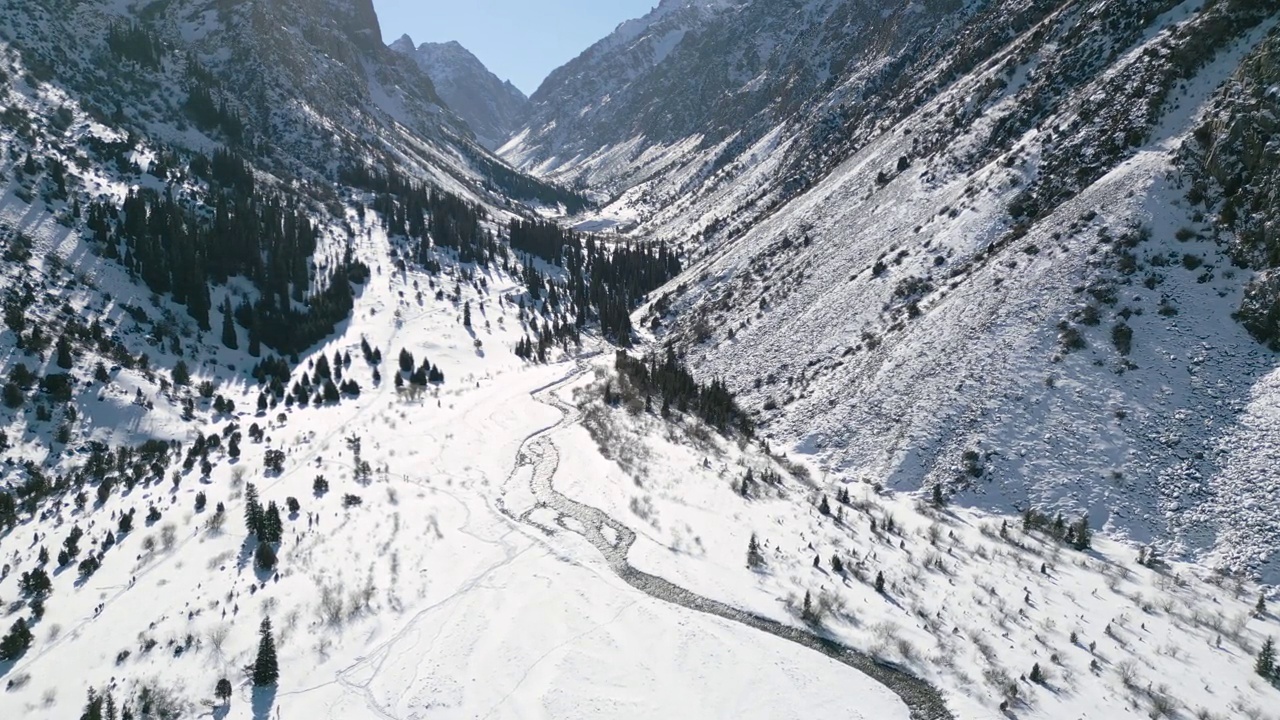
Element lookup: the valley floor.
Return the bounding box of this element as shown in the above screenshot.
[1,222,1275,720]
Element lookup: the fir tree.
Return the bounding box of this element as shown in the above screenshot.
[260,502,283,543]
[1029,662,1044,684]
[244,483,262,535]
[1258,593,1268,617]
[81,688,105,720]
[220,297,238,349]
[932,483,945,507]
[1257,637,1277,680]
[252,617,279,686]
[463,301,472,328]
[747,533,764,570]
[874,571,885,594]
[818,495,830,516]
[172,360,191,386]
[215,678,232,705]
[56,335,73,369]
[1071,514,1092,551]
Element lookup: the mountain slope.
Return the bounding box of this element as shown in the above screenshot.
[391,35,531,151]
[617,0,1280,580]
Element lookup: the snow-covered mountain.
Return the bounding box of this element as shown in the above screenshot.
[560,0,1280,580]
[2,0,1280,719]
[391,35,531,151]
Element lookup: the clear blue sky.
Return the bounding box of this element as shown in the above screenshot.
[374,0,659,96]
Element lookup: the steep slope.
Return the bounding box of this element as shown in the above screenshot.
[503,0,1048,208]
[391,35,530,151]
[629,0,1280,581]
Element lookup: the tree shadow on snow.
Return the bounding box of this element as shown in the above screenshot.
[251,685,277,720]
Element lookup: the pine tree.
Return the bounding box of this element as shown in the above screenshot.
[463,301,472,327]
[261,502,283,543]
[215,678,232,705]
[932,483,945,507]
[1257,637,1277,679]
[1258,593,1268,617]
[56,335,73,369]
[244,483,262,535]
[874,571,885,594]
[172,360,191,386]
[1029,662,1044,684]
[220,297,238,349]
[398,348,413,374]
[81,688,105,720]
[1071,514,1092,551]
[746,533,764,569]
[252,617,279,686]
[818,495,830,516]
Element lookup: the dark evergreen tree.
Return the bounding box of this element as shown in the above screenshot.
[0,617,33,661]
[2,381,22,409]
[260,502,283,543]
[313,475,329,495]
[220,297,238,349]
[1258,637,1277,680]
[19,566,51,594]
[172,360,191,387]
[244,483,262,535]
[253,617,279,686]
[81,689,105,720]
[1258,593,1268,617]
[398,348,414,374]
[874,571,885,594]
[1070,514,1092,551]
[55,335,73,369]
[1029,663,1044,684]
[932,484,945,507]
[215,678,232,705]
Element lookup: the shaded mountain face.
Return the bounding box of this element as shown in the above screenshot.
[392,35,531,151]
[0,0,581,358]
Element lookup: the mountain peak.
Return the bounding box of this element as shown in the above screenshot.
[392,37,530,149]
[390,33,416,53]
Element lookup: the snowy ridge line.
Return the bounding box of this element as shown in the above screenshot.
[503,358,955,720]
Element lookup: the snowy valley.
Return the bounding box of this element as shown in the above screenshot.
[0,0,1279,719]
